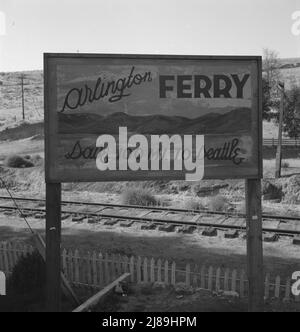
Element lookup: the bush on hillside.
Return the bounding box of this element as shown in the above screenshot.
[262,181,283,200]
[4,154,34,168]
[183,198,205,211]
[121,188,157,206]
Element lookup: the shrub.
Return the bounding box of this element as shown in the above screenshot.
[30,154,44,166]
[282,161,290,169]
[7,251,45,297]
[208,195,228,212]
[4,154,34,168]
[262,181,283,200]
[121,188,157,206]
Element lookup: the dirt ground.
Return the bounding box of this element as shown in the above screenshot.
[93,284,300,312]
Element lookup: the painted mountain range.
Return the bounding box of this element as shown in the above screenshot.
[58,108,251,135]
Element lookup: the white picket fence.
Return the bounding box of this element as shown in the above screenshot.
[0,241,299,302]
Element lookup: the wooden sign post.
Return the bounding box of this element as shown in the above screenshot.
[45,183,62,312]
[275,82,285,178]
[44,53,264,312]
[245,179,264,311]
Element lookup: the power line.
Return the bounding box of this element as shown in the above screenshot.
[0,176,34,234]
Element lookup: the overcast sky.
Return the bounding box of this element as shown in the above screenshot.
[0,0,300,72]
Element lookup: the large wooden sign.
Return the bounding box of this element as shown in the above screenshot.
[44,54,262,182]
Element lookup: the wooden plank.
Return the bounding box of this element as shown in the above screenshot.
[245,179,264,312]
[73,273,130,312]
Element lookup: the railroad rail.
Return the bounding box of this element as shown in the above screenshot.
[263,138,300,147]
[0,196,300,238]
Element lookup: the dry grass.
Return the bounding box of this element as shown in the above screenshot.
[208,195,229,212]
[183,198,205,211]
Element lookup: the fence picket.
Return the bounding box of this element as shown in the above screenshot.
[208,266,213,291]
[224,268,230,291]
[92,252,98,287]
[192,265,199,287]
[231,270,237,293]
[137,256,142,284]
[164,260,169,285]
[150,258,155,283]
[215,267,221,292]
[143,258,148,283]
[157,259,162,283]
[104,253,110,284]
[264,273,270,299]
[0,243,3,271]
[110,254,116,283]
[171,261,176,286]
[74,249,80,285]
[98,253,104,286]
[275,276,281,299]
[0,241,298,304]
[116,254,122,276]
[284,278,291,301]
[3,243,9,274]
[240,270,245,298]
[62,248,68,278]
[129,256,135,283]
[200,266,206,289]
[69,249,74,283]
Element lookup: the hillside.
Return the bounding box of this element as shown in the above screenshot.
[58,108,251,135]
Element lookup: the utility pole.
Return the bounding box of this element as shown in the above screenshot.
[275,82,285,178]
[20,75,25,120]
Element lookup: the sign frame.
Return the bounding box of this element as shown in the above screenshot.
[44,53,263,183]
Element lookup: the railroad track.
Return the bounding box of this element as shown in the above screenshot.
[0,196,300,239]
